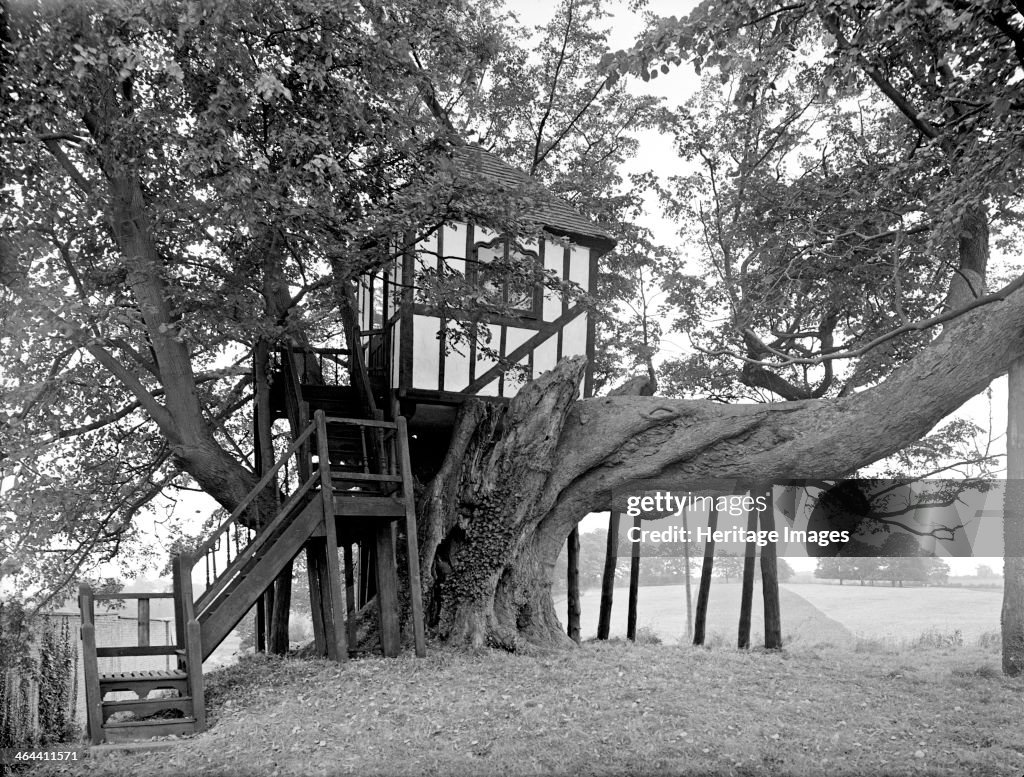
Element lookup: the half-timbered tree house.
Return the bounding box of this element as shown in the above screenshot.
[355,146,614,450]
[78,146,615,745]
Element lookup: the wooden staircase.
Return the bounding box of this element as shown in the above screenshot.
[79,410,426,745]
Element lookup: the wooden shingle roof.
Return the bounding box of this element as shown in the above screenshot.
[452,145,616,252]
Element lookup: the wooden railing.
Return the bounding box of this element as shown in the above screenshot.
[268,337,387,391]
[188,420,320,615]
[273,346,350,387]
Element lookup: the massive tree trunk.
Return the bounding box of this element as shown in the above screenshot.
[421,276,1024,649]
[418,358,586,650]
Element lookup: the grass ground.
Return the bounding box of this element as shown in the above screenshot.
[778,584,1002,643]
[35,638,1024,777]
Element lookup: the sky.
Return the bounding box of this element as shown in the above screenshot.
[105,0,1004,581]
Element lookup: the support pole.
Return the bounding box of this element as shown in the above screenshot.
[375,524,401,657]
[627,514,641,641]
[682,505,693,641]
[315,410,347,661]
[343,541,357,650]
[305,542,327,657]
[693,507,718,646]
[567,527,581,643]
[597,511,620,640]
[760,485,783,649]
[738,502,759,650]
[397,416,427,657]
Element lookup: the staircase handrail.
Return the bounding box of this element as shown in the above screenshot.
[193,471,319,616]
[191,418,318,565]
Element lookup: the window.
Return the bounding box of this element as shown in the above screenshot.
[471,236,540,318]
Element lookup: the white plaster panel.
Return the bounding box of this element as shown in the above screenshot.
[562,313,588,358]
[533,334,559,377]
[570,245,590,290]
[443,222,467,260]
[412,314,440,391]
[543,238,565,321]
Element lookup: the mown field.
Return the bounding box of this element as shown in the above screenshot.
[36,640,1023,777]
[554,582,1003,647]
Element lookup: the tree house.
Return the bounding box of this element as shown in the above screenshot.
[356,146,615,437]
[78,146,615,745]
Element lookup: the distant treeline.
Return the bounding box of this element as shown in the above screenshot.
[814,557,950,586]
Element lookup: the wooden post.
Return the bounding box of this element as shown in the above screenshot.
[177,553,206,733]
[315,410,347,662]
[258,587,273,653]
[358,540,377,606]
[682,505,693,641]
[78,583,104,745]
[597,511,620,640]
[253,340,276,658]
[693,507,718,646]
[396,416,426,657]
[627,514,641,641]
[186,619,206,732]
[343,541,357,650]
[760,485,783,649]
[567,527,581,644]
[738,502,759,650]
[375,523,401,657]
[305,542,327,657]
[171,562,185,652]
[269,561,293,655]
[137,597,151,647]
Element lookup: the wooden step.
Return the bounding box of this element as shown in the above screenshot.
[99,670,188,698]
[330,470,403,483]
[103,717,197,743]
[101,695,193,722]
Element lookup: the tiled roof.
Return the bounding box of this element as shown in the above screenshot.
[452,145,616,250]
